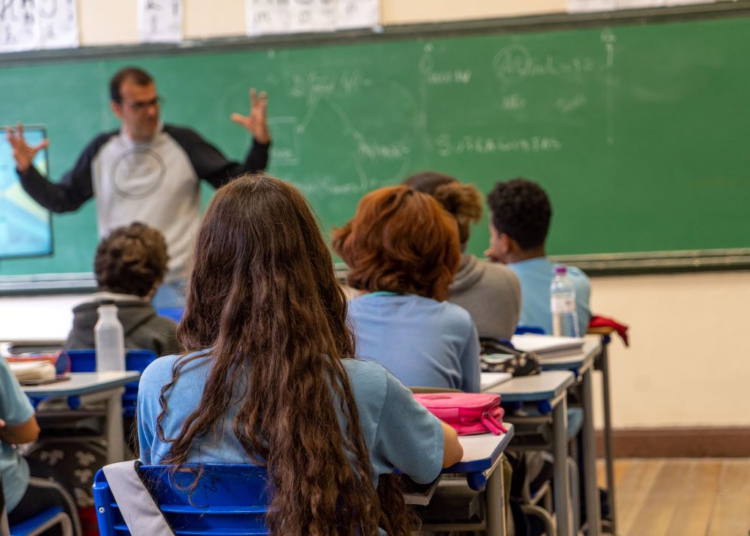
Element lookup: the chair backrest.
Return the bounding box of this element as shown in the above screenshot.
[514,325,546,335]
[93,464,270,535]
[66,349,158,417]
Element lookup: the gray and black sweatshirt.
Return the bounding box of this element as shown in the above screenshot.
[18,124,270,281]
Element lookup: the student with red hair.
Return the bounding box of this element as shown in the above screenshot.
[333,186,481,392]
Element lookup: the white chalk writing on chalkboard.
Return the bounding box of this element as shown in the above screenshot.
[493,44,595,83]
[0,0,40,53]
[335,0,379,30]
[38,0,79,49]
[435,134,562,157]
[246,0,290,36]
[138,0,182,43]
[288,0,335,34]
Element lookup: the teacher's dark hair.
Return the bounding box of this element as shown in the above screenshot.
[159,174,412,535]
[110,67,154,103]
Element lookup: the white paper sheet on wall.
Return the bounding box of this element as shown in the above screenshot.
[288,0,336,33]
[38,0,80,49]
[0,0,41,53]
[336,0,380,30]
[665,0,714,5]
[246,0,291,36]
[616,0,664,8]
[567,0,617,12]
[138,0,183,43]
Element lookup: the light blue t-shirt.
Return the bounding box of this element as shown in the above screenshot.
[508,258,591,336]
[0,356,34,513]
[347,293,481,393]
[137,353,444,490]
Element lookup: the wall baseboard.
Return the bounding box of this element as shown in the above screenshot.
[596,427,750,458]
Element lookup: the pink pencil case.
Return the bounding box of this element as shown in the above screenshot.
[413,393,507,436]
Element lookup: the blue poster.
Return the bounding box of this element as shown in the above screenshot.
[0,127,53,259]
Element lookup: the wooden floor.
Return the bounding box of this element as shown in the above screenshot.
[599,459,750,536]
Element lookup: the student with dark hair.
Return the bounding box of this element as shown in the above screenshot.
[7,66,272,309]
[137,175,463,535]
[486,178,591,335]
[66,222,180,356]
[403,171,521,339]
[1,356,82,536]
[333,185,481,393]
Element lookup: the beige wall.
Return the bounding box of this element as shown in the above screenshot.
[22,1,750,430]
[77,0,566,46]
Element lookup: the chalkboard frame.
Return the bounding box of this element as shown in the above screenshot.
[1,0,750,294]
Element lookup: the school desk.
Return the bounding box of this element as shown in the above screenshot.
[22,371,140,464]
[484,370,576,536]
[534,336,603,536]
[420,425,515,536]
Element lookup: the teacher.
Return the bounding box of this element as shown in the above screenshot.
[6,66,271,308]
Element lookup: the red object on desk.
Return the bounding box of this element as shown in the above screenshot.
[589,315,630,346]
[413,393,507,435]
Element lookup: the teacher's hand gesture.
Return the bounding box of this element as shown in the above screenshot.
[231,88,270,144]
[6,123,49,174]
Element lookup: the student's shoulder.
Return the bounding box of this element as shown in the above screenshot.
[140,353,181,385]
[479,259,521,287]
[565,265,591,286]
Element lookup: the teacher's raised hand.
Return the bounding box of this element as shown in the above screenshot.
[230,88,270,144]
[6,123,49,174]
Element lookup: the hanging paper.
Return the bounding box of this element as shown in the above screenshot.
[138,0,183,43]
[336,0,380,30]
[38,0,80,49]
[0,0,41,53]
[246,0,290,36]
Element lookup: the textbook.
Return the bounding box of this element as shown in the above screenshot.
[510,334,585,357]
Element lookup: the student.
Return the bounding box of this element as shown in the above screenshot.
[403,171,521,340]
[1,356,82,536]
[486,178,591,336]
[332,185,481,393]
[137,175,462,535]
[66,222,181,357]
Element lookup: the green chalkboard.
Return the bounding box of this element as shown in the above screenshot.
[1,14,750,277]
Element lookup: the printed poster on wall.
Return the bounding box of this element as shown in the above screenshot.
[336,0,380,30]
[0,0,41,53]
[38,0,80,49]
[138,0,183,43]
[246,0,290,36]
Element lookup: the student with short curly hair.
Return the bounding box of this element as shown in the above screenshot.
[403,171,521,339]
[333,185,481,392]
[486,178,591,335]
[65,222,180,356]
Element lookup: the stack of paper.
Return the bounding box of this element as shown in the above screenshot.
[511,335,585,357]
[9,361,57,384]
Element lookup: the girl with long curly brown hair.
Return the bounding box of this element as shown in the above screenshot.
[332,185,481,393]
[136,174,463,535]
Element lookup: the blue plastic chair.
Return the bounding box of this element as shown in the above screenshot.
[93,464,270,535]
[514,325,546,335]
[65,349,157,417]
[156,307,185,323]
[1,470,73,536]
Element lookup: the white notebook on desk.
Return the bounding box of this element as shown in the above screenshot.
[9,361,57,384]
[480,372,513,391]
[510,334,585,357]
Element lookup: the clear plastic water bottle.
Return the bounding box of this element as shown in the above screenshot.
[550,266,580,338]
[95,300,125,372]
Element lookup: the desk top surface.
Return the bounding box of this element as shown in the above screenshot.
[445,424,515,474]
[537,336,601,372]
[22,371,141,397]
[483,370,575,402]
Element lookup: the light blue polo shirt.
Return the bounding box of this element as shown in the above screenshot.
[347,293,481,393]
[508,257,591,336]
[138,353,444,491]
[0,356,34,513]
